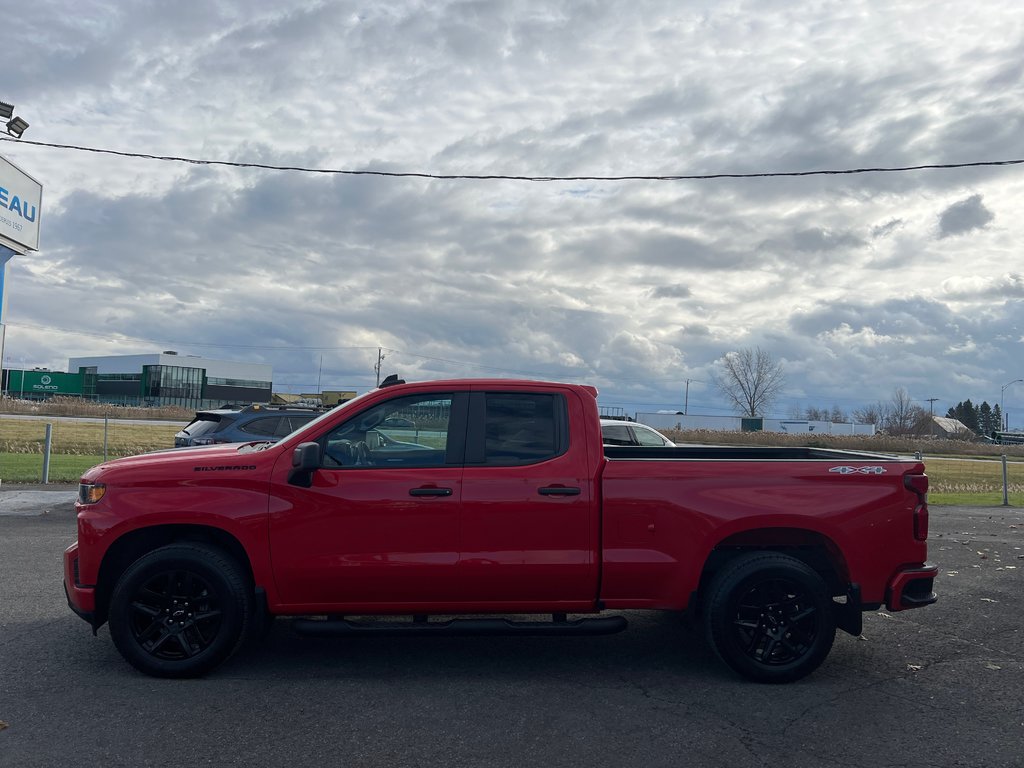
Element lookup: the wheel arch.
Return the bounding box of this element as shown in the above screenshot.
[95,524,255,627]
[696,527,852,607]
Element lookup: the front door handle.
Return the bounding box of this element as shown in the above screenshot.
[538,486,581,496]
[409,487,453,497]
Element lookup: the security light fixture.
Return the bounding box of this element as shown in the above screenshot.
[5,116,28,138]
[0,102,13,119]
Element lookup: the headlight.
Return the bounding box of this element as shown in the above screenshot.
[78,483,106,505]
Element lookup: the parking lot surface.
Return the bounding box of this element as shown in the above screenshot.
[1,492,1021,768]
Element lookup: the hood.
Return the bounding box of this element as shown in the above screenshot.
[81,442,279,484]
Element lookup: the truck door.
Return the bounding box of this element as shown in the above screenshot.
[268,391,467,608]
[457,389,597,606]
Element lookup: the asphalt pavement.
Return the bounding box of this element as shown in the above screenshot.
[0,493,1021,768]
[0,486,77,516]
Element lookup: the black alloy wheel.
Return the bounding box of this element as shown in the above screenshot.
[108,544,251,678]
[705,552,836,683]
[127,568,223,661]
[732,577,819,666]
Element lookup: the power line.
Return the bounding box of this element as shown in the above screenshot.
[3,136,1023,182]
[3,321,669,383]
[3,320,1006,408]
[5,322,379,351]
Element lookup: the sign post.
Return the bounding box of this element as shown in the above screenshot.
[0,244,14,395]
[0,153,44,396]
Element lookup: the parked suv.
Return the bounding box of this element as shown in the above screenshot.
[174,404,324,447]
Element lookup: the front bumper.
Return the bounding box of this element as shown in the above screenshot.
[63,541,97,625]
[885,562,938,612]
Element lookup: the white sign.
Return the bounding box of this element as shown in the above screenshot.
[0,154,42,253]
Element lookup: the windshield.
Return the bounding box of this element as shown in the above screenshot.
[277,390,377,443]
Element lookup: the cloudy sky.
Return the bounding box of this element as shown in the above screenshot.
[3,0,1024,424]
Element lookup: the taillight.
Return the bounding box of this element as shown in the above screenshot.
[904,473,929,541]
[904,473,929,497]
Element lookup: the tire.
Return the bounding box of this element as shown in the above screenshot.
[704,552,836,684]
[108,543,252,678]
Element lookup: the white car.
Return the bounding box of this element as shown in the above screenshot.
[600,419,674,447]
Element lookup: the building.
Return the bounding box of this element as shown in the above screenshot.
[637,412,877,436]
[927,416,973,439]
[64,351,272,409]
[1,351,273,409]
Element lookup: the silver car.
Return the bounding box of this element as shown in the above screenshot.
[600,419,674,447]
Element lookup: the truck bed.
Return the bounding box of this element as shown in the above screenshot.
[604,445,910,462]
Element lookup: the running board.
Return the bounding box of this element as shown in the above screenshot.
[291,615,628,638]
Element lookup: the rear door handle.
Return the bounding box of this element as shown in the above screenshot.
[538,486,581,496]
[409,487,453,497]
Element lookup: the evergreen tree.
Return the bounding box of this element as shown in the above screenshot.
[978,401,994,434]
[964,399,979,432]
[947,400,980,433]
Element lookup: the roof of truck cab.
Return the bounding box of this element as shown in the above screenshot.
[379,378,599,397]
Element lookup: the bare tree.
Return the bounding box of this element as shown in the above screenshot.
[853,402,887,426]
[714,347,786,417]
[829,405,848,423]
[882,387,931,436]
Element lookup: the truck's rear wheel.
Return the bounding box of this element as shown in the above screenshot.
[704,552,835,683]
[108,543,251,678]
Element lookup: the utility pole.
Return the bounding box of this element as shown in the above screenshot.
[925,397,939,416]
[683,379,693,415]
[374,347,386,387]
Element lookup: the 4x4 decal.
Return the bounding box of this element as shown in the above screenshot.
[829,465,887,475]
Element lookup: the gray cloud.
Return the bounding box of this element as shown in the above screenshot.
[938,194,995,238]
[649,284,692,299]
[871,219,903,238]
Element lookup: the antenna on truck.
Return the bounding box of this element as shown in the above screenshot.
[379,374,406,388]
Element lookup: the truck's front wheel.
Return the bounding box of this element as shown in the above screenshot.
[108,543,251,678]
[704,552,836,683]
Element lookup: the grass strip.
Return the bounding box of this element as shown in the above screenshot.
[0,453,103,483]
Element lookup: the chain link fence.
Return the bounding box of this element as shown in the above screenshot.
[919,454,1024,506]
[0,417,181,483]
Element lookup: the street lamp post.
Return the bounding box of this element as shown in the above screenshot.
[1000,379,1023,431]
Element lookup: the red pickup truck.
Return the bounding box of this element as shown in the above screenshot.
[64,377,937,683]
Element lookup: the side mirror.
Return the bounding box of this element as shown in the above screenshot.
[289,442,321,487]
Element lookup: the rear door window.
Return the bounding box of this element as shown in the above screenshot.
[475,392,567,465]
[239,416,283,437]
[602,423,634,446]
